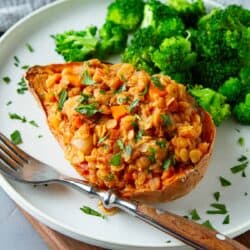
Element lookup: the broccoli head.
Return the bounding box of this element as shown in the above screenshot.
[152,36,196,76]
[218,77,241,104]
[240,66,250,86]
[193,58,240,90]
[141,0,177,28]
[106,0,144,31]
[97,21,128,58]
[53,26,98,62]
[155,17,185,40]
[188,85,231,126]
[168,0,205,27]
[122,27,158,74]
[233,93,250,125]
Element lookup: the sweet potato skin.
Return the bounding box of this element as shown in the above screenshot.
[25,62,216,203]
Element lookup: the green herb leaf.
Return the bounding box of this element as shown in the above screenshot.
[148,147,156,163]
[161,114,172,126]
[230,162,248,174]
[17,77,28,94]
[26,43,34,52]
[38,134,43,138]
[129,99,140,112]
[14,56,20,63]
[213,192,220,202]
[58,89,68,111]
[75,103,100,117]
[202,220,215,230]
[105,173,115,182]
[242,171,246,177]
[163,158,171,170]
[238,155,248,162]
[21,65,29,70]
[80,206,106,219]
[110,153,122,166]
[29,120,39,128]
[82,70,95,85]
[9,113,27,123]
[98,132,110,145]
[190,209,201,221]
[6,101,12,106]
[79,93,90,104]
[117,139,125,150]
[117,96,130,104]
[120,74,127,82]
[238,137,244,146]
[125,145,132,157]
[223,215,230,225]
[99,89,106,94]
[10,130,22,145]
[140,84,149,96]
[166,240,171,243]
[151,76,163,90]
[2,76,11,84]
[219,176,231,187]
[156,140,167,149]
[135,130,143,142]
[244,192,248,196]
[114,84,126,94]
[206,203,227,214]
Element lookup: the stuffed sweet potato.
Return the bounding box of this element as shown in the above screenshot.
[25,59,215,203]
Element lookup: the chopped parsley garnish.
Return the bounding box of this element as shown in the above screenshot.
[238,137,244,146]
[14,56,20,64]
[129,99,140,112]
[38,134,43,138]
[9,113,27,123]
[114,84,126,94]
[135,130,143,142]
[21,65,29,70]
[79,93,90,104]
[242,171,246,177]
[6,101,12,106]
[29,120,39,128]
[206,203,227,214]
[148,147,156,163]
[75,103,100,117]
[17,77,28,94]
[161,114,172,126]
[110,153,122,166]
[223,215,230,225]
[105,173,115,182]
[117,139,125,150]
[244,192,248,196]
[26,43,34,52]
[2,76,11,84]
[219,176,231,187]
[202,220,214,230]
[230,161,248,174]
[235,128,240,133]
[82,70,95,85]
[140,84,149,96]
[10,130,22,145]
[190,209,201,221]
[213,192,220,202]
[99,89,106,94]
[58,89,68,111]
[166,240,171,243]
[80,206,106,219]
[98,132,110,145]
[163,158,171,170]
[125,145,132,157]
[151,76,163,90]
[120,74,127,82]
[238,155,247,162]
[156,140,167,149]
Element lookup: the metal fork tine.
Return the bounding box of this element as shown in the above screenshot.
[0,150,20,170]
[0,133,29,163]
[0,158,19,178]
[0,142,26,166]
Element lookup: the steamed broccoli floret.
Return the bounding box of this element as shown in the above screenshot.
[238,27,250,66]
[97,21,128,58]
[233,93,250,125]
[168,0,205,27]
[106,0,144,31]
[189,85,231,126]
[141,0,177,28]
[122,27,158,74]
[155,17,185,40]
[53,26,98,62]
[193,58,240,90]
[152,36,196,76]
[240,66,250,85]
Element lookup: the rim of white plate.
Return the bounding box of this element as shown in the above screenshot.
[1,0,248,249]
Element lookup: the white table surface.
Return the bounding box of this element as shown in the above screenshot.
[0,1,249,250]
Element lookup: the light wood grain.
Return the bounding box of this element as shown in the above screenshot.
[20,208,250,250]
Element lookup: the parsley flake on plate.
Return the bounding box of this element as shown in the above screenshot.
[26,43,34,52]
[190,209,201,221]
[219,176,231,187]
[2,76,11,84]
[202,220,215,230]
[80,206,106,219]
[9,113,27,123]
[223,214,230,225]
[10,130,22,145]
[213,192,220,202]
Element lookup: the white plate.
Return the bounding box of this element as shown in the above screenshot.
[0,0,249,249]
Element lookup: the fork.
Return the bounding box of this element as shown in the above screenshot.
[0,132,247,250]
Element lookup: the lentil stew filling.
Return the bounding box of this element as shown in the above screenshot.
[26,59,215,201]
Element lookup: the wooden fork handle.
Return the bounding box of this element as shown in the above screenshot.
[136,204,248,250]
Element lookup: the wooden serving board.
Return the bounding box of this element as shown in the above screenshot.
[20,208,250,250]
